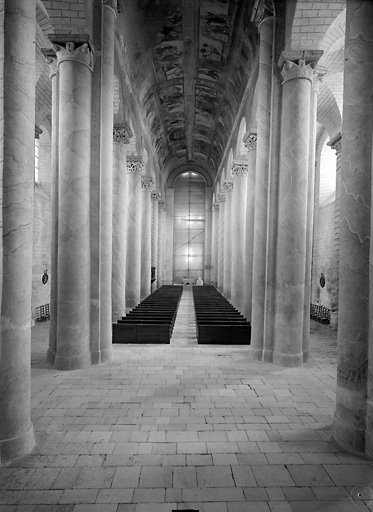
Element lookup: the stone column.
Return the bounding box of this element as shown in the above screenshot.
[112,123,131,321]
[141,176,153,301]
[272,50,322,367]
[243,133,257,322]
[250,14,274,359]
[231,163,248,313]
[333,0,373,456]
[303,66,326,362]
[97,0,118,363]
[223,180,233,299]
[151,191,161,292]
[327,132,342,329]
[54,42,93,370]
[204,187,213,284]
[42,50,59,365]
[125,156,143,311]
[0,0,36,462]
[157,199,166,287]
[217,192,226,292]
[211,203,220,287]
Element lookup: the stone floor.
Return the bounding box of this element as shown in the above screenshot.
[1,289,373,511]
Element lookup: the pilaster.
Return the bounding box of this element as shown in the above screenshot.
[141,176,154,300]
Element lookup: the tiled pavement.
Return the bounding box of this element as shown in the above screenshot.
[1,292,373,511]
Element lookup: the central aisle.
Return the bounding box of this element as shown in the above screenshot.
[171,286,198,346]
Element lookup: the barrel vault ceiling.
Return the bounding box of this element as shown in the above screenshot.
[116,0,258,180]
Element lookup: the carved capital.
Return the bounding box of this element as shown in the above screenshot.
[279,50,323,85]
[35,126,43,139]
[103,0,121,15]
[251,0,274,26]
[218,193,226,203]
[232,162,249,177]
[151,190,161,202]
[113,122,133,144]
[158,199,165,210]
[212,203,220,213]
[53,41,93,72]
[243,131,257,152]
[328,132,342,155]
[141,177,154,190]
[223,180,234,192]
[41,48,58,79]
[126,155,144,175]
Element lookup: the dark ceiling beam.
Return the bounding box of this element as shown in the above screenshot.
[182,0,199,161]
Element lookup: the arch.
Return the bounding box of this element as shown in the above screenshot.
[167,163,213,188]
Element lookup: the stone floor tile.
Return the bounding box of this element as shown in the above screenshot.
[227,502,270,512]
[186,455,213,466]
[134,505,175,512]
[231,466,257,487]
[177,443,207,454]
[265,453,304,465]
[132,488,165,503]
[268,503,293,512]
[212,454,239,466]
[251,465,295,487]
[182,487,245,502]
[111,467,141,488]
[257,442,282,454]
[24,469,61,489]
[287,464,334,486]
[281,486,316,500]
[311,486,351,500]
[173,467,197,488]
[117,505,136,512]
[299,452,340,464]
[72,506,117,512]
[324,464,373,486]
[139,466,172,488]
[236,454,268,465]
[52,468,81,489]
[203,503,228,512]
[73,467,115,489]
[242,487,269,500]
[90,443,115,455]
[165,487,182,502]
[197,466,235,487]
[96,488,133,503]
[290,501,357,512]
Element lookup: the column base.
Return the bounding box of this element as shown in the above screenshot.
[91,347,113,365]
[364,430,373,459]
[333,413,366,455]
[46,349,55,365]
[54,352,91,371]
[273,351,303,367]
[262,349,273,363]
[0,424,35,464]
[250,347,263,360]
[303,349,309,363]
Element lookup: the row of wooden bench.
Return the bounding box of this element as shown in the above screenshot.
[193,286,251,345]
[112,285,183,344]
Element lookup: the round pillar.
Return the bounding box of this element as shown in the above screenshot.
[273,52,321,367]
[250,16,274,359]
[0,0,36,462]
[54,42,93,370]
[141,177,153,301]
[112,125,130,321]
[151,191,161,292]
[231,164,248,313]
[125,157,143,311]
[223,181,233,299]
[211,203,220,287]
[333,0,373,455]
[243,133,257,323]
[217,192,226,292]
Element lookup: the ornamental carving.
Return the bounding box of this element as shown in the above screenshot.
[41,48,58,78]
[103,0,121,14]
[218,193,226,203]
[54,41,93,71]
[212,203,220,213]
[328,132,342,155]
[113,122,133,144]
[251,0,274,26]
[279,50,323,86]
[151,191,161,202]
[232,162,249,177]
[337,360,368,391]
[158,200,165,210]
[126,155,144,174]
[243,132,257,152]
[223,180,234,192]
[141,177,154,190]
[35,126,43,139]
